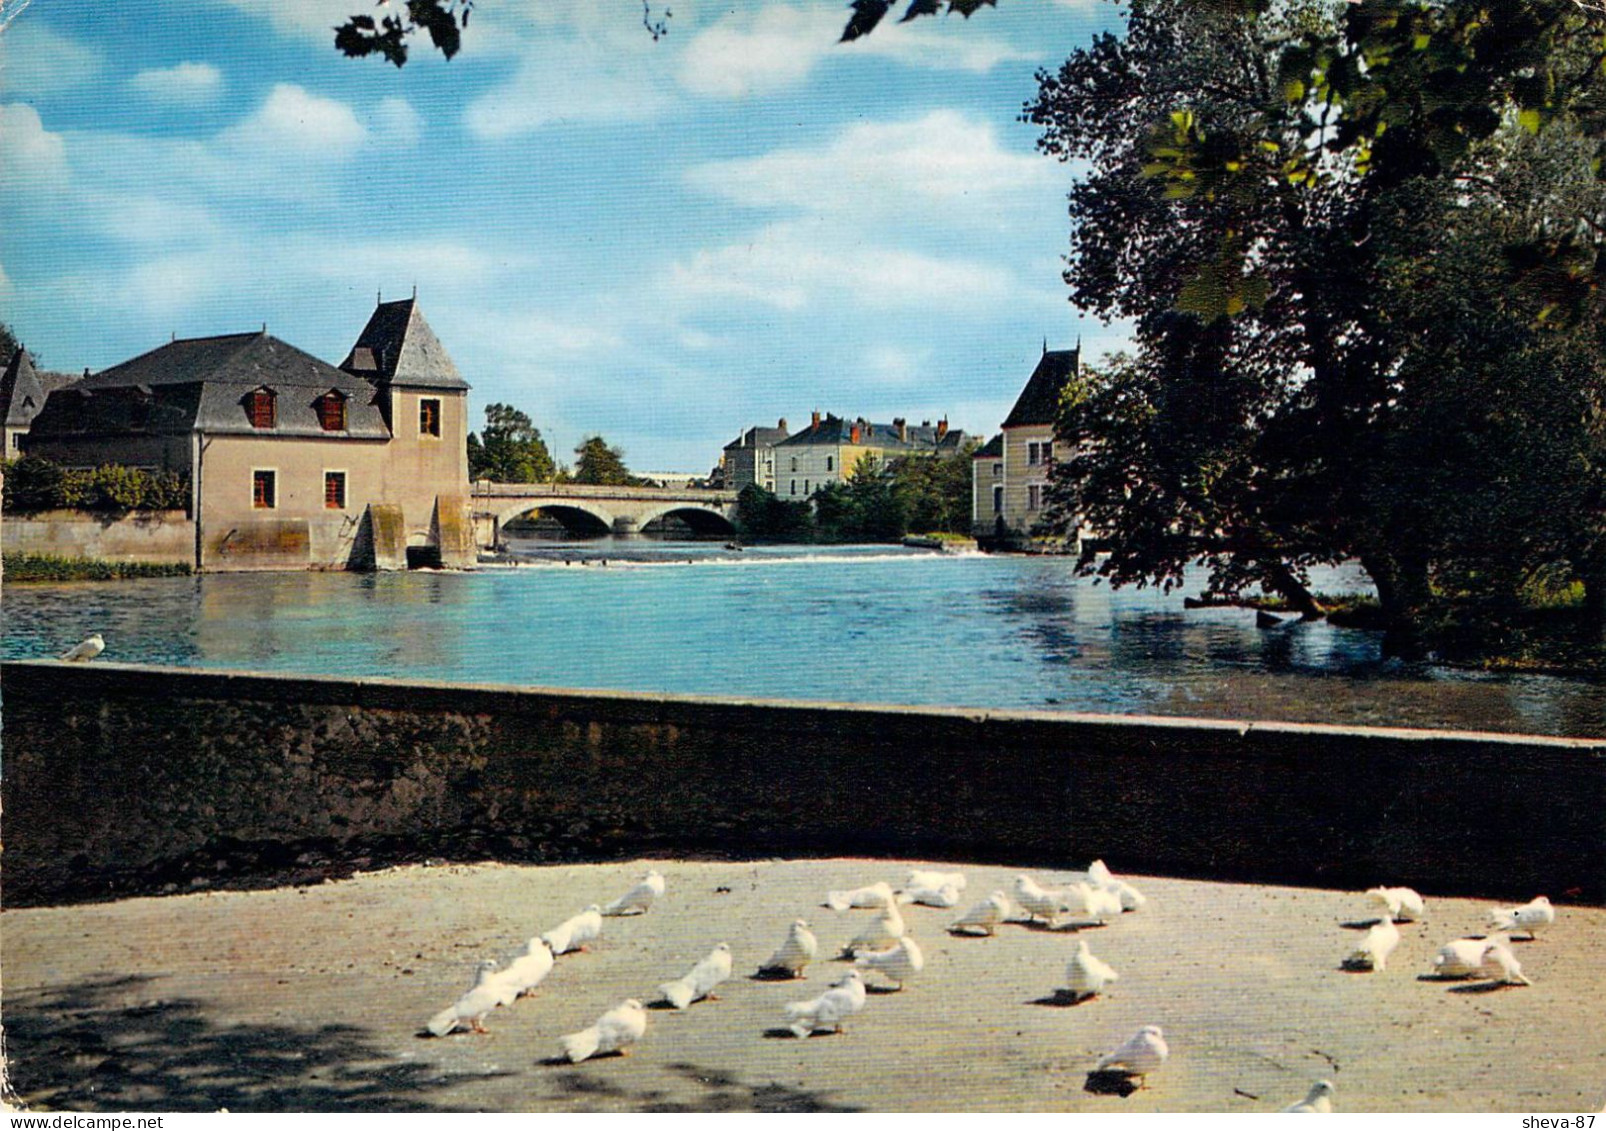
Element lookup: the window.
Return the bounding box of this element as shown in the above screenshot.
[419,397,441,437]
[992,485,1003,514]
[248,389,276,429]
[316,392,347,432]
[11,433,21,451]
[1027,441,1041,466]
[790,480,797,496]
[1027,484,1041,511]
[1042,441,1054,465]
[826,456,834,472]
[791,457,798,472]
[253,470,276,509]
[324,471,347,509]
[992,461,1003,478]
[804,480,810,495]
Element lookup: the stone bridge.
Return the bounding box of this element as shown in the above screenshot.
[471,481,740,544]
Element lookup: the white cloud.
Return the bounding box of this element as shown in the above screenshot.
[202,0,354,41]
[677,4,1033,99]
[368,96,422,147]
[687,110,1054,219]
[0,21,102,95]
[670,220,1019,312]
[130,61,224,103]
[0,102,67,191]
[463,39,676,138]
[220,82,366,158]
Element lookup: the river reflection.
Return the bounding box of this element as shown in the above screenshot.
[3,547,1601,737]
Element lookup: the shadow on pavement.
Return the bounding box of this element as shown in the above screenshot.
[3,975,489,1112]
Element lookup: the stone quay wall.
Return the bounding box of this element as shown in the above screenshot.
[2,660,1601,907]
[1,510,195,565]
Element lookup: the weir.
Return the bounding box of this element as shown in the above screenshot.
[2,660,1601,908]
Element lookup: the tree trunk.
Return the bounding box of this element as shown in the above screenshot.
[1260,559,1326,620]
[1584,555,1606,644]
[1360,551,1433,658]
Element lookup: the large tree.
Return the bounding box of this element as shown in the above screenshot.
[572,435,638,486]
[467,403,556,482]
[1029,0,1606,650]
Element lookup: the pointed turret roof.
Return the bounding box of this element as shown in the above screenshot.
[1002,346,1079,429]
[341,298,469,391]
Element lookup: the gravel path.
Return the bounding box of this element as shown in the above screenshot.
[4,858,1602,1113]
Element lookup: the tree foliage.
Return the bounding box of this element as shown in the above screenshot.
[735,483,815,543]
[571,435,640,486]
[2,457,191,513]
[0,321,20,364]
[468,403,556,483]
[1030,0,1606,648]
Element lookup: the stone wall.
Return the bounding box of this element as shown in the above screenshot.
[1,510,195,565]
[2,660,1601,907]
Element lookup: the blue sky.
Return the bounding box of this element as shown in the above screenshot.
[1,0,1125,472]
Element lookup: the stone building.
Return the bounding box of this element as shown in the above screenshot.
[2,348,81,457]
[774,411,967,500]
[22,298,472,572]
[721,419,790,493]
[973,345,1081,546]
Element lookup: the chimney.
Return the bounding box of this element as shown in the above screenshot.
[937,417,949,441]
[894,417,907,443]
[850,424,861,445]
[811,409,821,430]
[778,417,787,432]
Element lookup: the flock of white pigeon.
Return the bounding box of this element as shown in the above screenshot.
[417,857,1560,1110]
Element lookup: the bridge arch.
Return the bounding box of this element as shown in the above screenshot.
[635,503,738,537]
[497,500,615,538]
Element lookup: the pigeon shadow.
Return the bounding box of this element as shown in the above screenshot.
[1416,973,1475,983]
[4,974,489,1112]
[1337,960,1378,973]
[1447,981,1523,994]
[863,985,902,996]
[539,1051,629,1067]
[1029,991,1092,1008]
[647,1000,681,1011]
[749,969,806,982]
[1084,1070,1140,1098]
[1339,918,1392,930]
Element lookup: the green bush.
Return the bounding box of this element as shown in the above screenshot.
[2,553,192,582]
[3,457,190,513]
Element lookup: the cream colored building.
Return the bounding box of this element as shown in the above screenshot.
[23,298,472,571]
[775,411,967,500]
[973,346,1081,546]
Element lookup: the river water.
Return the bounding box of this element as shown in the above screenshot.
[3,541,1601,737]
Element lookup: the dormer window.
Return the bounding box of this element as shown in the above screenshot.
[316,390,348,432]
[248,388,277,429]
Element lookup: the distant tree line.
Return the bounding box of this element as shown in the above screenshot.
[736,446,976,544]
[467,404,651,487]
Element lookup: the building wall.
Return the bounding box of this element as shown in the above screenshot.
[780,443,894,498]
[2,509,195,564]
[4,660,1602,907]
[1000,424,1056,536]
[24,433,192,472]
[972,454,1005,534]
[724,445,779,493]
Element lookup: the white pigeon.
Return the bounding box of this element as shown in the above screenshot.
[841,902,905,957]
[1065,938,1120,1001]
[950,890,1011,936]
[1344,913,1401,971]
[1482,937,1533,986]
[784,969,867,1037]
[759,918,818,978]
[658,943,734,1009]
[1086,860,1148,911]
[904,869,966,893]
[1366,885,1426,922]
[542,905,603,956]
[603,870,665,916]
[896,882,962,908]
[1014,874,1070,925]
[1281,1079,1336,1113]
[1431,935,1506,978]
[824,881,895,912]
[1067,882,1124,924]
[1489,895,1555,940]
[488,937,555,1005]
[855,936,925,990]
[1096,1024,1169,1085]
[426,959,503,1037]
[58,633,105,662]
[558,998,648,1063]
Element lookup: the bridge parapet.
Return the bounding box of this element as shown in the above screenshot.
[472,481,738,505]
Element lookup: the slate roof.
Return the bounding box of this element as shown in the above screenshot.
[341,298,468,391]
[27,332,391,441]
[777,415,967,453]
[723,424,791,452]
[1002,347,1079,429]
[972,434,1004,459]
[2,349,47,429]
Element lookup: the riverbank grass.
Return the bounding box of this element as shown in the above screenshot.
[2,553,193,583]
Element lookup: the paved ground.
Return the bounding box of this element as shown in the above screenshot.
[3,858,1603,1113]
